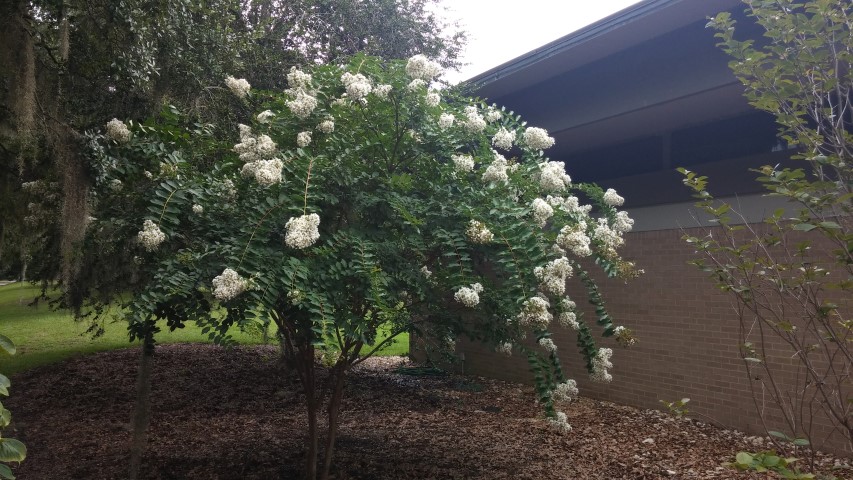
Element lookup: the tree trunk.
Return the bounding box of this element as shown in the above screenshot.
[19,251,26,282]
[128,338,155,480]
[320,365,348,480]
[304,344,318,480]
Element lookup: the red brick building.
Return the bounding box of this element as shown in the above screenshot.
[442,0,850,454]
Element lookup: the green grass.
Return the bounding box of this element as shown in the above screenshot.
[0,282,408,375]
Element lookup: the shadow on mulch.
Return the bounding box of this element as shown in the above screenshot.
[5,344,846,479]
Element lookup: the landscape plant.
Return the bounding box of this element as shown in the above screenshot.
[682,0,852,461]
[0,333,26,479]
[87,54,638,479]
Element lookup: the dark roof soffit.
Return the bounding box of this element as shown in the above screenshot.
[468,0,743,98]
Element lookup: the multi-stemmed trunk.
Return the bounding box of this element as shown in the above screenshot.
[275,307,361,480]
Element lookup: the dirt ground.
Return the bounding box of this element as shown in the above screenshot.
[5,344,850,479]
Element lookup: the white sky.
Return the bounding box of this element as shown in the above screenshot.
[437,0,645,84]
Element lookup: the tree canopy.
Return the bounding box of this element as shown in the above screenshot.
[0,0,466,297]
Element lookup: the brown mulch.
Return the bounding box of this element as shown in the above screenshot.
[5,344,850,479]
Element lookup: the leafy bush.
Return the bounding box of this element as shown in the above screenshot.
[682,0,853,459]
[87,54,638,478]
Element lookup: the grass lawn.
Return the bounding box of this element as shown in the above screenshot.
[0,282,408,375]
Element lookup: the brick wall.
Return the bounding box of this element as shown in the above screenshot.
[424,224,851,455]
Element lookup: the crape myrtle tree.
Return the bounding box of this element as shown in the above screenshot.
[88,54,639,479]
[682,0,853,459]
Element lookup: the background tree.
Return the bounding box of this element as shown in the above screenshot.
[683,0,852,461]
[0,0,465,306]
[88,54,638,479]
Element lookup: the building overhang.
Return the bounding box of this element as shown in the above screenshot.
[467,0,758,159]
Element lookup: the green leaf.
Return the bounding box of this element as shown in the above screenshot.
[792,438,809,446]
[0,463,14,479]
[0,406,10,428]
[0,336,14,356]
[736,452,754,465]
[818,221,840,230]
[0,376,9,397]
[0,439,26,463]
[792,223,817,232]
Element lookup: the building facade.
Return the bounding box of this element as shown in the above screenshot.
[443,0,850,454]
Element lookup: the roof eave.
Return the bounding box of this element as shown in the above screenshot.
[467,0,743,98]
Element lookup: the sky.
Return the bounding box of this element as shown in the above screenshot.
[436,0,645,84]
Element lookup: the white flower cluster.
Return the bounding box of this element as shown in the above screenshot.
[297,131,312,148]
[192,204,203,214]
[407,79,426,91]
[538,337,558,353]
[285,213,321,249]
[160,162,178,176]
[406,54,442,80]
[522,127,555,150]
[287,67,312,88]
[235,125,282,186]
[374,84,393,99]
[614,211,634,234]
[556,222,592,257]
[225,75,250,98]
[558,298,580,330]
[137,219,166,251]
[286,289,304,305]
[484,106,502,122]
[425,91,441,107]
[220,178,237,200]
[591,347,614,383]
[534,257,573,296]
[460,106,487,134]
[537,161,571,192]
[548,411,572,433]
[614,326,637,347]
[495,342,513,356]
[551,379,579,403]
[603,188,624,206]
[20,180,42,192]
[317,119,335,134]
[439,113,455,129]
[491,127,515,151]
[452,154,474,173]
[548,195,592,217]
[531,198,554,227]
[482,151,515,183]
[106,118,131,143]
[331,95,349,107]
[558,312,579,329]
[256,110,275,124]
[212,268,249,301]
[517,296,552,329]
[286,89,319,119]
[341,72,372,100]
[241,158,283,187]
[593,218,624,251]
[420,266,432,279]
[235,124,277,163]
[454,282,483,307]
[466,220,494,244]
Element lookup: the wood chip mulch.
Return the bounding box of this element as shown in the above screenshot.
[5,344,850,479]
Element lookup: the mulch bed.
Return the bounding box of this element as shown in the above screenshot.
[5,344,849,479]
